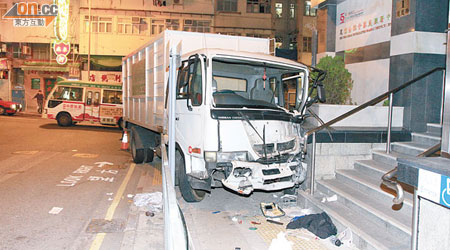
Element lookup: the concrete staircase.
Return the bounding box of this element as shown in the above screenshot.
[300,123,442,250]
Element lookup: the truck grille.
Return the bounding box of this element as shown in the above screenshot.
[277,139,295,151]
[254,143,275,155]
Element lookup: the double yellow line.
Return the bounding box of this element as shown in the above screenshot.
[89,163,136,250]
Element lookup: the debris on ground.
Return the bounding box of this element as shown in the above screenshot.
[286,212,337,239]
[133,192,163,212]
[337,227,353,245]
[145,211,155,217]
[329,235,342,246]
[268,232,293,250]
[48,207,63,215]
[260,202,285,218]
[321,194,338,203]
[283,207,313,218]
[267,219,284,225]
[212,210,221,214]
[127,194,134,198]
[106,192,113,196]
[249,227,258,230]
[280,194,297,207]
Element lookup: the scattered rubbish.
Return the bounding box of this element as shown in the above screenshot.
[235,248,241,250]
[127,194,134,198]
[212,211,221,214]
[108,198,113,201]
[284,207,312,218]
[232,217,238,222]
[106,192,113,196]
[271,217,281,221]
[133,192,163,212]
[145,211,155,217]
[251,221,261,225]
[269,232,293,250]
[48,207,63,215]
[286,212,337,239]
[267,219,284,225]
[329,235,342,246]
[72,149,78,152]
[280,194,297,207]
[321,194,338,203]
[260,202,285,218]
[248,227,258,230]
[273,194,278,198]
[337,228,353,245]
[291,215,306,222]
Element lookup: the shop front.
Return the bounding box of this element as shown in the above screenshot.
[0,58,11,101]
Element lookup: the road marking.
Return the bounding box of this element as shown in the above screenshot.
[12,151,39,155]
[89,163,136,250]
[73,153,99,158]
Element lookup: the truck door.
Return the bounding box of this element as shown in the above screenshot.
[175,55,206,172]
[85,89,100,121]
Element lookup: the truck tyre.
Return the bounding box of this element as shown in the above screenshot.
[176,150,205,202]
[0,107,5,115]
[130,133,145,164]
[57,113,72,127]
[144,148,154,163]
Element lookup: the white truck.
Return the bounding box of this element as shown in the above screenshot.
[122,30,325,202]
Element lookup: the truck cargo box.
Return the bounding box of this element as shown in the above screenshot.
[122,30,271,133]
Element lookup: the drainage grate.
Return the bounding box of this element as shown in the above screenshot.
[85,219,125,233]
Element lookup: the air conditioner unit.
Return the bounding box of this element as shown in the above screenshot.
[22,45,32,55]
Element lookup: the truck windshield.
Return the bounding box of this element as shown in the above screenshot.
[212,58,305,110]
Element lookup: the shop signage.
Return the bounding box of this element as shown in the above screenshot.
[53,0,70,65]
[336,0,392,51]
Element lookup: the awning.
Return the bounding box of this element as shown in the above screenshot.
[21,65,69,72]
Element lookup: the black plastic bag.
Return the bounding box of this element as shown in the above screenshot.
[286,212,337,239]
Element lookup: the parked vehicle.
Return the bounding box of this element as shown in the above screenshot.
[42,78,123,127]
[123,31,325,202]
[0,97,23,115]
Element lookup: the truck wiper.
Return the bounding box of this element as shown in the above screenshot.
[238,111,269,163]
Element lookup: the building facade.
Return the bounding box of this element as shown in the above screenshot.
[0,0,316,111]
[314,0,448,132]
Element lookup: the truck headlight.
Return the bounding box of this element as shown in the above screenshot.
[217,151,248,162]
[11,104,16,110]
[204,151,217,163]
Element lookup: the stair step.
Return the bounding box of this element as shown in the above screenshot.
[391,141,430,156]
[336,169,413,209]
[316,179,412,247]
[372,150,410,166]
[354,159,395,177]
[411,132,441,147]
[427,123,442,135]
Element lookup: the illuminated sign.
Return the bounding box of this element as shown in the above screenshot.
[53,0,70,65]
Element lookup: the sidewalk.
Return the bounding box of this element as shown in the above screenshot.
[121,161,164,250]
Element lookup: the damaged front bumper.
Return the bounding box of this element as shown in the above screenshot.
[221,160,301,195]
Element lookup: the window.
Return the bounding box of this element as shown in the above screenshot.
[103,90,122,104]
[396,0,410,18]
[151,19,165,35]
[53,87,83,101]
[12,44,22,58]
[118,18,132,34]
[302,37,312,52]
[304,1,316,16]
[247,0,271,13]
[0,3,7,19]
[183,20,210,33]
[84,16,112,33]
[165,19,180,30]
[32,44,49,60]
[290,3,295,18]
[176,59,203,106]
[213,76,247,92]
[217,0,237,12]
[275,3,282,18]
[132,17,148,34]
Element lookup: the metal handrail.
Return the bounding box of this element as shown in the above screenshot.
[306,67,445,199]
[303,67,445,147]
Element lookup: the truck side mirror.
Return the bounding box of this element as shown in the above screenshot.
[317,84,326,103]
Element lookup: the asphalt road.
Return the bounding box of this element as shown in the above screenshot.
[0,114,146,250]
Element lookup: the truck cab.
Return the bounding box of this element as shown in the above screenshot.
[174,49,310,202]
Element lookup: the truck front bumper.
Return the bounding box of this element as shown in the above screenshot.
[221,160,299,195]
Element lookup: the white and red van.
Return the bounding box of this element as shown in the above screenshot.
[43,78,123,127]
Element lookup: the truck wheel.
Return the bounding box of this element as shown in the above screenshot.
[130,133,145,164]
[57,113,72,127]
[0,107,5,115]
[144,148,154,163]
[176,150,205,202]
